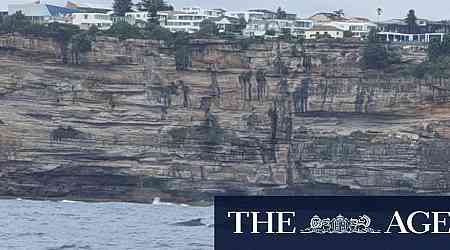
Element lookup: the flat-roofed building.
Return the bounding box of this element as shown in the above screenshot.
[305,25,345,39]
[161,8,223,33]
[225,11,265,22]
[244,18,313,38]
[328,18,377,38]
[377,18,450,43]
[71,12,112,30]
[309,12,376,38]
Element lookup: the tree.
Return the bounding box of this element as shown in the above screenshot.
[113,0,133,16]
[138,0,173,25]
[333,9,345,17]
[104,21,143,40]
[343,30,353,38]
[237,17,247,33]
[1,11,29,34]
[415,34,450,79]
[143,23,173,44]
[376,7,383,23]
[360,30,400,70]
[265,29,276,36]
[48,23,80,64]
[174,32,192,70]
[71,32,94,64]
[0,132,21,161]
[361,43,389,70]
[405,9,418,34]
[199,19,218,37]
[427,34,450,61]
[276,7,287,19]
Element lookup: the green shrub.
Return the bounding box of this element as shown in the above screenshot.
[102,21,143,40]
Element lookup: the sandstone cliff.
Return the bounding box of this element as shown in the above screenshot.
[0,35,448,204]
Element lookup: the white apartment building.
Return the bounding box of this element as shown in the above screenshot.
[124,11,167,27]
[161,8,224,33]
[305,25,345,39]
[244,18,314,37]
[243,19,267,37]
[328,19,376,38]
[309,13,377,38]
[124,8,222,33]
[125,11,149,22]
[71,12,112,30]
[225,11,265,22]
[180,7,225,17]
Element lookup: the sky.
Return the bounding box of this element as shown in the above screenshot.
[1,0,450,21]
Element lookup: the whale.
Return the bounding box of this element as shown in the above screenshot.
[171,218,205,227]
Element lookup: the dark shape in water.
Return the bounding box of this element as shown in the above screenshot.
[172,218,205,227]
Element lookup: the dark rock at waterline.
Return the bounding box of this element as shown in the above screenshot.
[171,218,205,227]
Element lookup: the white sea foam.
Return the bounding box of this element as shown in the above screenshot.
[60,200,77,203]
[152,197,182,206]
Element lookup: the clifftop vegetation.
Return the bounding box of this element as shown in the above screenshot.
[413,34,450,79]
[359,30,401,71]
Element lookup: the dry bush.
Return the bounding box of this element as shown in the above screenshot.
[0,131,22,161]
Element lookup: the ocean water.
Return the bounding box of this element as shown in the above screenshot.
[0,199,214,250]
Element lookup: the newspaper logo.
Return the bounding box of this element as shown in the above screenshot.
[301,214,380,234]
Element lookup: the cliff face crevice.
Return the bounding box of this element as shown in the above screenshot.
[0,35,449,203]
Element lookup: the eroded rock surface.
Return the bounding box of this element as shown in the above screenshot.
[0,35,448,203]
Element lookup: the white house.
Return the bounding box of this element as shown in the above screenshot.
[376,18,449,43]
[309,12,377,38]
[124,8,223,33]
[225,11,265,22]
[244,18,313,38]
[160,8,223,33]
[327,18,377,38]
[208,16,242,33]
[125,11,149,22]
[305,25,345,39]
[180,7,224,17]
[71,13,112,30]
[243,19,267,37]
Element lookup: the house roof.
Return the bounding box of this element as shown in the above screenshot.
[248,9,276,14]
[46,4,79,16]
[379,18,429,25]
[8,3,79,17]
[65,1,111,13]
[309,12,347,21]
[209,16,240,24]
[309,25,344,32]
[350,17,371,22]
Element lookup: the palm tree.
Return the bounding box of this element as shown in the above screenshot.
[376,7,383,23]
